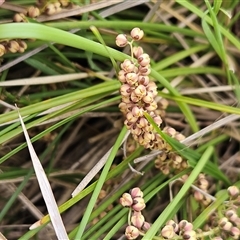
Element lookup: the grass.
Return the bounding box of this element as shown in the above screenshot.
[0,1,240,239]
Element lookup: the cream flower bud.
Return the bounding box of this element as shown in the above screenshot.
[118,102,128,113]
[182,230,196,239]
[136,117,148,128]
[132,197,146,211]
[27,6,40,18]
[8,40,20,53]
[225,210,238,222]
[131,125,142,136]
[194,191,204,202]
[161,225,175,239]
[118,70,127,83]
[174,133,186,141]
[147,81,157,91]
[131,92,141,103]
[125,225,140,239]
[142,92,154,104]
[133,46,144,58]
[202,196,211,206]
[18,40,27,52]
[164,127,176,137]
[179,220,193,231]
[121,59,135,73]
[198,178,209,190]
[144,122,154,132]
[138,134,145,145]
[124,119,133,130]
[131,211,145,229]
[153,115,162,126]
[166,220,179,233]
[142,221,151,231]
[230,226,240,239]
[219,217,228,228]
[130,187,144,198]
[126,112,138,123]
[139,65,151,75]
[120,84,131,96]
[138,75,149,85]
[125,72,138,85]
[161,166,170,175]
[138,53,151,67]
[222,221,232,231]
[13,13,26,22]
[132,106,144,117]
[45,3,56,15]
[116,34,128,47]
[143,132,155,141]
[53,2,62,13]
[121,96,131,103]
[131,27,144,41]
[119,193,133,207]
[145,102,157,111]
[147,82,158,97]
[134,85,146,98]
[172,154,182,164]
[228,186,239,199]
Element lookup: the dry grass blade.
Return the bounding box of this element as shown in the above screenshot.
[16,106,69,239]
[0,72,108,86]
[0,232,7,240]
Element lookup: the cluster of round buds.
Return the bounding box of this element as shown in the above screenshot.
[193,173,212,206]
[120,187,150,239]
[203,186,240,239]
[0,40,27,57]
[116,28,189,176]
[161,220,197,239]
[13,6,40,22]
[216,186,240,239]
[42,0,71,15]
[13,1,72,22]
[154,127,188,174]
[117,28,167,151]
[43,2,62,15]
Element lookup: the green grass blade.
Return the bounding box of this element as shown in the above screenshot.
[74,126,128,239]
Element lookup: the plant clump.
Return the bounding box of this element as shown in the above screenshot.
[120,185,240,239]
[116,28,240,240]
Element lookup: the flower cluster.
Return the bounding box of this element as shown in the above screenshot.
[0,40,27,57]
[193,173,212,206]
[117,29,167,151]
[116,28,188,174]
[13,0,72,22]
[119,187,150,239]
[154,126,187,174]
[204,185,240,239]
[161,219,196,239]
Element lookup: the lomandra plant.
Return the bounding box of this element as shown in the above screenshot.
[116,28,240,240]
[0,1,240,240]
